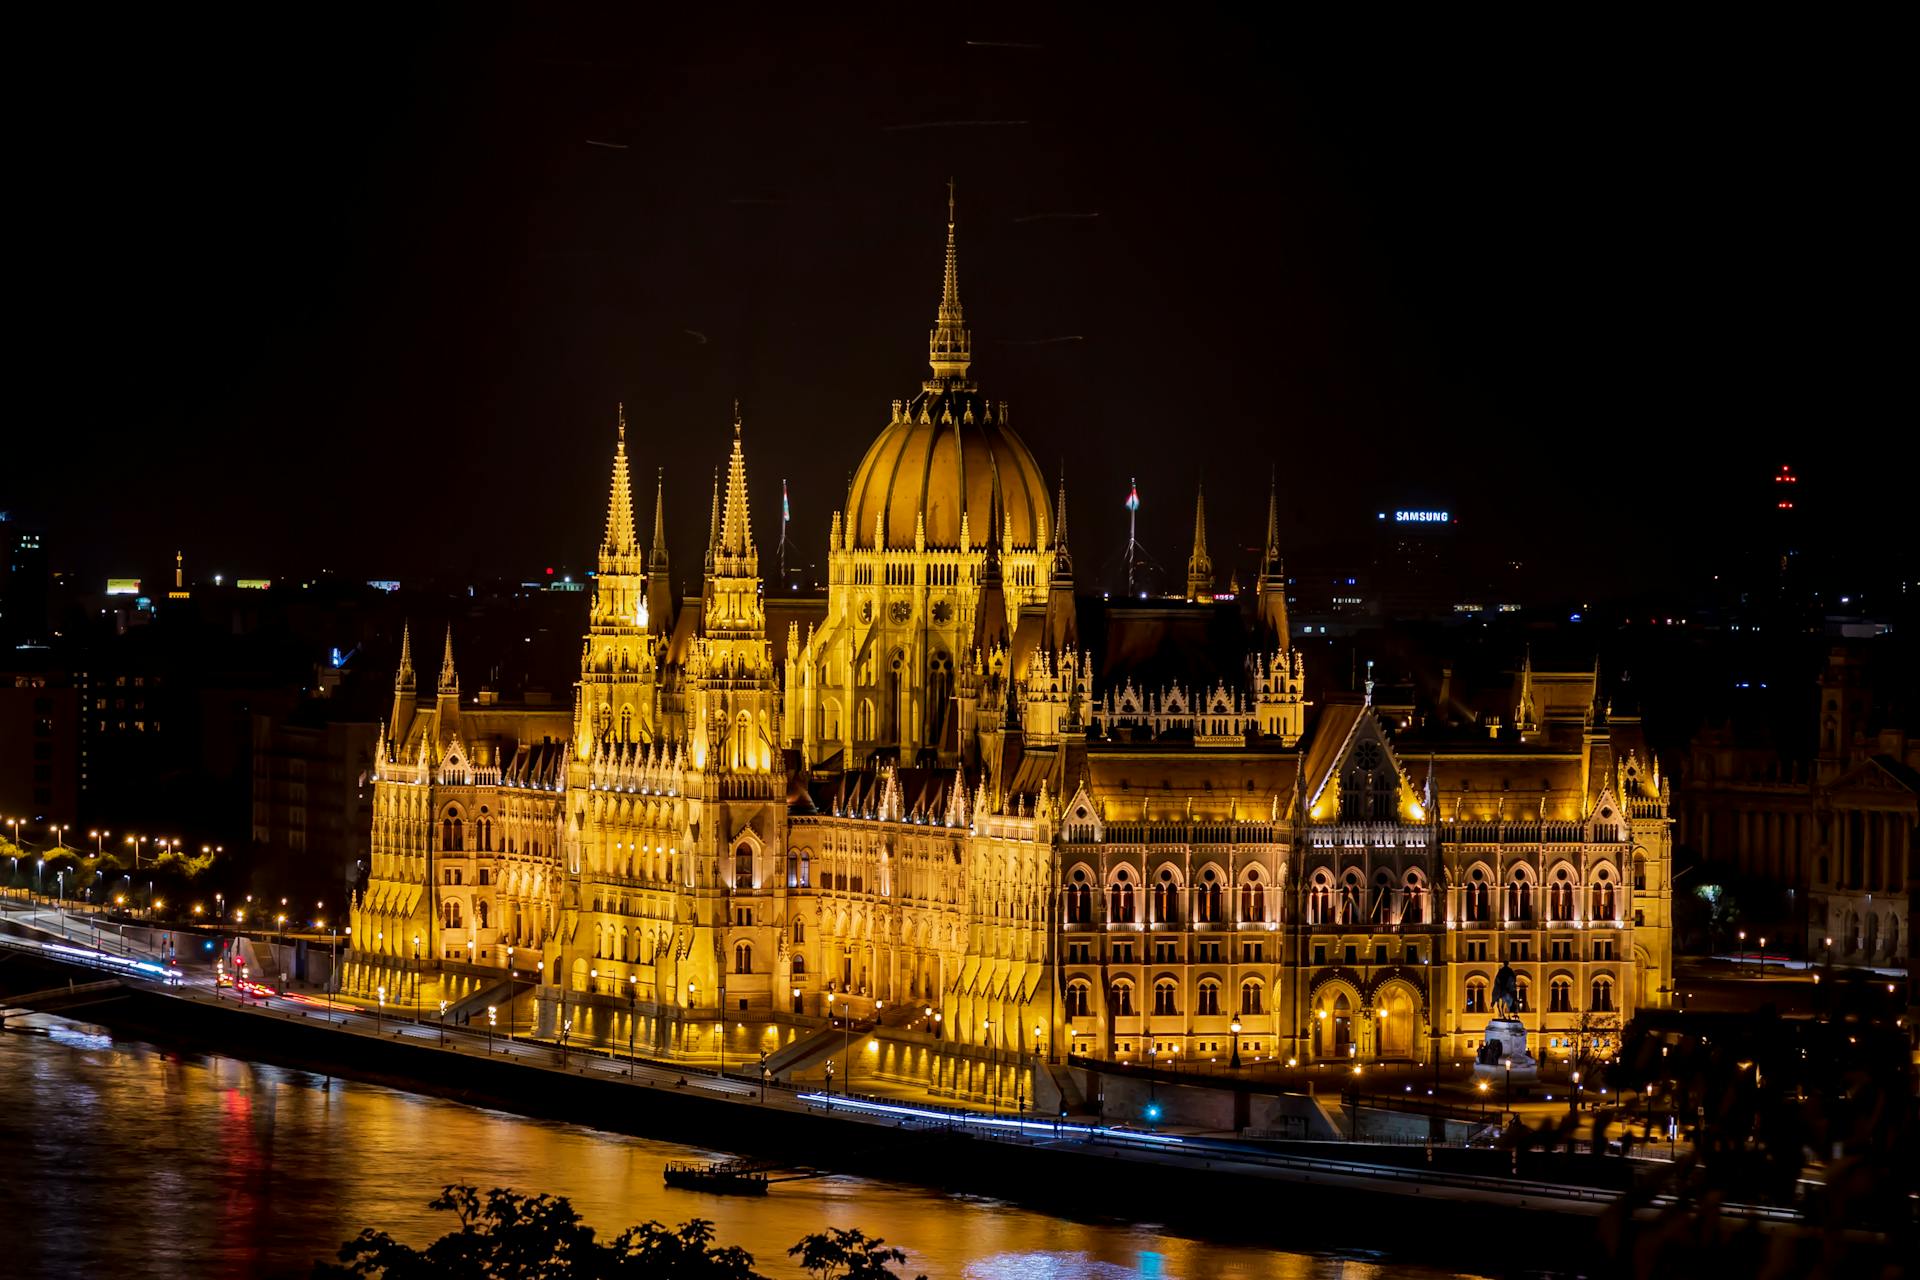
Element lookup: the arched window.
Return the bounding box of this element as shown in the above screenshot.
[927,651,952,744]
[620,705,633,742]
[791,954,806,977]
[1153,979,1179,1016]
[442,812,463,852]
[1240,979,1264,1015]
[1513,975,1529,1013]
[1550,869,1575,921]
[1402,871,1426,925]
[799,851,811,887]
[1591,868,1616,921]
[1370,870,1392,923]
[1550,977,1572,1012]
[1152,869,1179,924]
[734,843,754,889]
[1110,870,1135,924]
[1633,854,1647,891]
[1110,980,1135,1016]
[735,943,752,974]
[1065,869,1092,923]
[1308,872,1333,925]
[1590,976,1614,1012]
[793,919,806,944]
[1196,980,1221,1017]
[1241,869,1265,923]
[1508,869,1533,922]
[787,849,799,887]
[1465,977,1488,1014]
[1065,981,1091,1019]
[1196,869,1222,923]
[1340,872,1361,925]
[1465,868,1490,922]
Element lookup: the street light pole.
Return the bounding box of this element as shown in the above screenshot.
[983,1018,996,1113]
[1230,1018,1242,1069]
[628,975,638,1077]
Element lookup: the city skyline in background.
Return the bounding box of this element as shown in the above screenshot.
[4,12,1905,602]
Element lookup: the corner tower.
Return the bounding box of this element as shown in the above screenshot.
[575,405,659,753]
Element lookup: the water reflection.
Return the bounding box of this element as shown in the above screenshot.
[0,1015,1479,1279]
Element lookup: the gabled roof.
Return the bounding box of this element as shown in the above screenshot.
[1300,700,1367,809]
[1827,754,1920,801]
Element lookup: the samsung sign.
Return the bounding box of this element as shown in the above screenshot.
[1393,509,1451,523]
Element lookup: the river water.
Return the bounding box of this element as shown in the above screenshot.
[0,1013,1483,1279]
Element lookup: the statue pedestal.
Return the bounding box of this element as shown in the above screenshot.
[1472,1018,1538,1082]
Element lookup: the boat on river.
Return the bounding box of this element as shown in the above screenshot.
[662,1159,770,1195]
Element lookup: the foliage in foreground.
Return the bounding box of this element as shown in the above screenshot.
[312,1185,924,1280]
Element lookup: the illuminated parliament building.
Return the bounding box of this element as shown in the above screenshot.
[349,200,1674,1104]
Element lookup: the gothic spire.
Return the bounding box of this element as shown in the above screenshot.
[1255,470,1290,650]
[1052,473,1071,571]
[649,467,669,573]
[705,466,721,570]
[928,181,972,379]
[602,404,637,557]
[1262,469,1284,572]
[646,467,676,637]
[1186,479,1213,600]
[719,408,753,556]
[438,625,459,695]
[395,621,415,691]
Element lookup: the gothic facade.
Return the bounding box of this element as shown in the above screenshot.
[349,198,1673,1097]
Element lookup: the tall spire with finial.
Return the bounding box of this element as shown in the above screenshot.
[646,466,675,636]
[395,621,415,692]
[438,625,459,695]
[1052,473,1071,570]
[649,467,669,573]
[719,406,753,556]
[1043,472,1078,654]
[704,466,721,572]
[1186,479,1213,601]
[1255,469,1290,650]
[928,181,972,379]
[602,404,638,559]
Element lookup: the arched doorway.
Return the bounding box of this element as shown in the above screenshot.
[1376,984,1416,1059]
[1314,987,1357,1059]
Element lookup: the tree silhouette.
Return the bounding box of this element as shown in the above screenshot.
[313,1186,923,1280]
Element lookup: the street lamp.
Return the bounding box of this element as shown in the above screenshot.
[438,1000,448,1047]
[1757,936,1767,977]
[377,985,387,1035]
[628,974,638,1077]
[1737,929,1746,969]
[983,1018,997,1113]
[487,1005,497,1053]
[89,829,108,854]
[1503,1056,1514,1122]
[1230,1018,1243,1069]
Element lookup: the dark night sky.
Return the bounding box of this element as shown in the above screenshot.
[10,11,1903,597]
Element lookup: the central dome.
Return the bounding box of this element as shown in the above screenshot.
[848,390,1049,551]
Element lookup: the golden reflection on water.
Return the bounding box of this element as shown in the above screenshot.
[3,1020,1479,1279]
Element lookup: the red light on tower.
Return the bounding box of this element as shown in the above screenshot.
[1774,464,1796,510]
